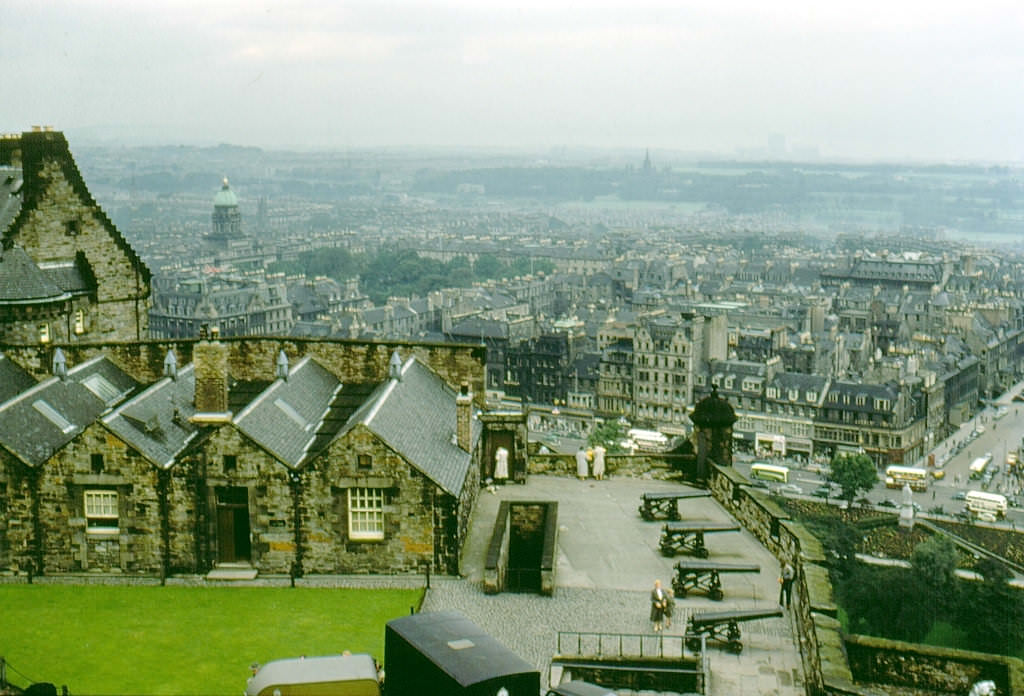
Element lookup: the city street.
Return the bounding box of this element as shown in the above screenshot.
[735,381,1024,528]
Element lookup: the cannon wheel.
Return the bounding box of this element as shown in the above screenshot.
[673,582,687,598]
[728,640,743,653]
[710,588,724,601]
[686,636,701,652]
[696,547,709,559]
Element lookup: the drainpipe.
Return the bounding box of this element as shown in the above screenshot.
[157,467,171,585]
[289,469,304,583]
[28,465,43,582]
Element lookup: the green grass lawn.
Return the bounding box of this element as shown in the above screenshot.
[0,585,424,695]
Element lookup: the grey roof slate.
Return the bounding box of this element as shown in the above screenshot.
[339,357,478,497]
[0,354,36,404]
[234,356,342,468]
[0,356,138,467]
[0,245,70,303]
[0,167,23,233]
[102,364,202,469]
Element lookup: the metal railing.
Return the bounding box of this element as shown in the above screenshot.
[556,630,691,659]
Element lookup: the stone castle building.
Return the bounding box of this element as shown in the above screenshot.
[0,129,525,580]
[0,338,494,579]
[0,127,151,345]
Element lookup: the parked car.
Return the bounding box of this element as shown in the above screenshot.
[951,490,967,501]
[811,485,833,498]
[878,499,898,508]
[855,497,872,507]
[775,483,803,496]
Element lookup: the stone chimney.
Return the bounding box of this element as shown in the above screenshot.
[191,332,231,423]
[456,383,472,452]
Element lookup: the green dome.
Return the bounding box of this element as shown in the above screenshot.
[213,178,238,207]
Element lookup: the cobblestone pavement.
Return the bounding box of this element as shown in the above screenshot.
[422,475,807,696]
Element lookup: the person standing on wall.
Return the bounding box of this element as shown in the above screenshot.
[779,562,795,607]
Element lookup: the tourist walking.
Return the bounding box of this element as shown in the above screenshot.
[592,445,606,480]
[650,579,667,632]
[576,446,589,480]
[663,587,675,629]
[779,562,795,607]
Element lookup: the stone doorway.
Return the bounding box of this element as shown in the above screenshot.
[215,486,251,563]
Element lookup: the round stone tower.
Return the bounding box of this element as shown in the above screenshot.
[690,385,738,484]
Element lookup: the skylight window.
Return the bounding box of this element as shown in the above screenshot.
[82,374,123,405]
[275,398,311,430]
[33,399,76,434]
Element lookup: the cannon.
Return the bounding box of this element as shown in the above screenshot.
[672,560,761,601]
[638,490,711,521]
[658,521,740,558]
[685,606,784,653]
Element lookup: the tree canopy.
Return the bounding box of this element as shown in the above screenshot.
[828,453,878,503]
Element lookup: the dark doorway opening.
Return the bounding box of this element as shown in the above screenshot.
[216,486,251,562]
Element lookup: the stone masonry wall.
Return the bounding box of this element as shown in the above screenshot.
[12,158,148,341]
[311,424,442,574]
[1,339,486,405]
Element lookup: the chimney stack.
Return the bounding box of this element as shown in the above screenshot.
[456,383,472,452]
[191,334,231,423]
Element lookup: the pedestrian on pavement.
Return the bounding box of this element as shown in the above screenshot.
[650,579,667,632]
[575,446,589,480]
[779,562,795,608]
[663,587,675,629]
[592,445,606,480]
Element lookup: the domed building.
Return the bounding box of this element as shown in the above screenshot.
[206,178,243,249]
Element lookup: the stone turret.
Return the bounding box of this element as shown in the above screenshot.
[690,385,737,483]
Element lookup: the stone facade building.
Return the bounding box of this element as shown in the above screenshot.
[0,128,151,345]
[0,341,486,579]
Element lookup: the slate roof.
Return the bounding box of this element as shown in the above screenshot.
[0,354,36,404]
[338,356,478,497]
[0,166,23,233]
[234,356,342,469]
[102,364,202,469]
[39,255,94,295]
[0,356,138,467]
[0,245,71,304]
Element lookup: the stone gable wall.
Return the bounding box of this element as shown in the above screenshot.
[200,426,294,574]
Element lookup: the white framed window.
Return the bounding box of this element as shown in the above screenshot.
[85,490,119,533]
[347,487,385,541]
[38,323,50,344]
[74,309,86,335]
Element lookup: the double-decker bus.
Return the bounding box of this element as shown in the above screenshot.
[884,465,929,492]
[750,463,790,483]
[969,453,993,480]
[965,490,1007,520]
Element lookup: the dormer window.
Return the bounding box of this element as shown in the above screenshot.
[65,220,79,236]
[38,323,51,344]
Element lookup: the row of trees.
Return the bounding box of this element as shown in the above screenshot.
[267,246,554,304]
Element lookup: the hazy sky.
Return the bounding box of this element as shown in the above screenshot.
[4,0,1023,161]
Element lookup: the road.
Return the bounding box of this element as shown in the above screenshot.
[735,380,1024,528]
